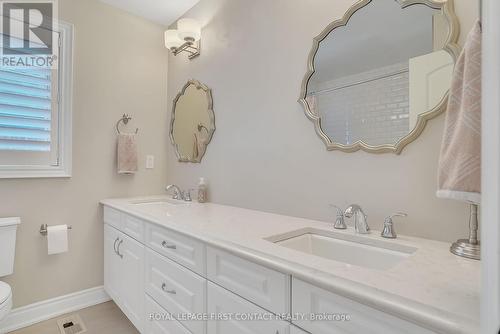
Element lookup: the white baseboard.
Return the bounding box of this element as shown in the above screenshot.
[0,286,111,333]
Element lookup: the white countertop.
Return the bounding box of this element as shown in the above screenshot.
[101,196,480,334]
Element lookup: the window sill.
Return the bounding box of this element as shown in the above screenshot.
[0,167,72,179]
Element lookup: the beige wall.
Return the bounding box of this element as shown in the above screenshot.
[2,0,169,307]
[166,0,479,242]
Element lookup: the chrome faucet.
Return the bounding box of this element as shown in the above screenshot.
[165,185,195,202]
[165,184,183,200]
[344,204,370,234]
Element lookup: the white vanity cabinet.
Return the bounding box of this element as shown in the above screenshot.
[103,206,443,334]
[104,224,145,332]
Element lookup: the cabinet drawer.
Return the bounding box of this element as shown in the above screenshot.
[104,207,145,242]
[103,207,121,229]
[145,249,206,334]
[146,223,205,275]
[207,282,290,334]
[290,325,309,334]
[292,278,437,334]
[207,246,290,315]
[145,295,192,334]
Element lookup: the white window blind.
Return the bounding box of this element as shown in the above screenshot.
[0,34,60,167]
[0,68,52,149]
[0,23,72,178]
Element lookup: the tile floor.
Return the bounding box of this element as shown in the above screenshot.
[8,301,139,334]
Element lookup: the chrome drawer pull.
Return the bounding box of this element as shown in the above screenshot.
[116,239,124,259]
[161,283,176,294]
[113,238,119,255]
[161,241,177,250]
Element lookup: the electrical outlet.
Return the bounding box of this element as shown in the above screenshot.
[146,155,154,169]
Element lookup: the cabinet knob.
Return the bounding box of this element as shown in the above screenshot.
[161,283,176,294]
[161,241,177,250]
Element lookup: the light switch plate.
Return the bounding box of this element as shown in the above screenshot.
[146,155,154,169]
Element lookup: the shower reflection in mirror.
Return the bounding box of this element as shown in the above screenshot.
[301,0,459,153]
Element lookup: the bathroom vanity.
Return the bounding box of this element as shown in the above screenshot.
[101,196,479,334]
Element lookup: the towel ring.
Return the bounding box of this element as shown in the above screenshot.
[116,114,139,134]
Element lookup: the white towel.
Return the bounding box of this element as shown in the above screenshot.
[437,21,482,204]
[117,134,138,174]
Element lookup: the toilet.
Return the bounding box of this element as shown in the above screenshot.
[0,218,20,324]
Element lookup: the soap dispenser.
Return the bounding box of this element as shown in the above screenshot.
[198,177,208,203]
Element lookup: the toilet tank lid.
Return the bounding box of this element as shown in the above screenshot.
[0,217,20,227]
[0,282,11,305]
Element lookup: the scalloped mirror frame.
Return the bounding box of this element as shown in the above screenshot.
[298,0,460,154]
[170,79,215,163]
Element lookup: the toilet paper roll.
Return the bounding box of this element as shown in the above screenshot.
[47,225,68,255]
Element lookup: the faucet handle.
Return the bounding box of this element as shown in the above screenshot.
[389,212,407,219]
[381,212,407,239]
[329,205,347,229]
[184,189,195,202]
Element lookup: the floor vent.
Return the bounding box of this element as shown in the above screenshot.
[56,314,87,334]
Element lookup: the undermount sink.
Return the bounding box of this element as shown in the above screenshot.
[267,228,417,270]
[130,198,189,206]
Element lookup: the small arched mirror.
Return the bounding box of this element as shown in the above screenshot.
[299,0,460,154]
[170,80,215,162]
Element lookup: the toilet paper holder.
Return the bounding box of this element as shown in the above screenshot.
[39,224,72,236]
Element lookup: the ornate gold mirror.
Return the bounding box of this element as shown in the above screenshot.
[299,0,460,154]
[170,80,215,162]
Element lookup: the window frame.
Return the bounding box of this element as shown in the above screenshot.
[0,21,73,179]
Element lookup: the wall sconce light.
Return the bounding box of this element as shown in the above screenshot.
[165,18,201,59]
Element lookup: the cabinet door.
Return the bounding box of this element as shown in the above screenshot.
[117,231,145,333]
[104,224,121,303]
[207,282,290,334]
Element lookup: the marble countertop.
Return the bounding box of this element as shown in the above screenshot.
[101,196,480,334]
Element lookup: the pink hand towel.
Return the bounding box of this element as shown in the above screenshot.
[117,133,138,174]
[437,21,482,204]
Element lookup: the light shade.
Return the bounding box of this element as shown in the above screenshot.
[164,29,183,49]
[177,18,201,42]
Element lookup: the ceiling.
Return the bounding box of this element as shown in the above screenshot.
[99,0,200,26]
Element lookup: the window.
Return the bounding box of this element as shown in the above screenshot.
[0,22,73,178]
